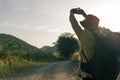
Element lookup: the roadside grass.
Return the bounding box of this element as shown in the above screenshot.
[70,53,80,71]
[0,58,49,78]
[70,59,79,75]
[0,52,61,78]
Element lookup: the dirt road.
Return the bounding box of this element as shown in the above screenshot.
[5,61,80,80]
[2,61,120,80]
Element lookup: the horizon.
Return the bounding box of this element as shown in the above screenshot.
[0,0,120,48]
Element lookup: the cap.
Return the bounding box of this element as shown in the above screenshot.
[80,14,100,29]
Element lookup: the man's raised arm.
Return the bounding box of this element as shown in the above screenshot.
[69,8,87,35]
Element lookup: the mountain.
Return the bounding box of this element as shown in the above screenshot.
[40,45,57,53]
[0,33,60,63]
[0,33,39,54]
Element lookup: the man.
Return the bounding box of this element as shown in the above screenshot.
[69,8,119,80]
[69,8,99,78]
[69,7,100,63]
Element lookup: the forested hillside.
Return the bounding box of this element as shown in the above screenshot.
[0,33,59,77]
[0,33,38,53]
[0,33,41,61]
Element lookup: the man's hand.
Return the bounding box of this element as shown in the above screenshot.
[70,8,83,14]
[70,8,87,18]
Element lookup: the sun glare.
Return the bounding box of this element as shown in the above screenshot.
[75,1,120,32]
[94,1,120,32]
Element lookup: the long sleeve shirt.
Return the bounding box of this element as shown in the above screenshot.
[69,13,96,63]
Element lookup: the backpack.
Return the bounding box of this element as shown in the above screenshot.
[80,31,120,75]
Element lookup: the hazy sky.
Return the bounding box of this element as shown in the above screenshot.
[0,0,120,48]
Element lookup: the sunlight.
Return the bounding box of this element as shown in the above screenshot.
[94,1,120,32]
[75,1,120,32]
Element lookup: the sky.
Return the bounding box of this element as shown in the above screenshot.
[0,0,120,48]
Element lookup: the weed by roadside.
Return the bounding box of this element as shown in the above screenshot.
[0,58,48,78]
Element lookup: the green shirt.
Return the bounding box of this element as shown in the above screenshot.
[70,13,96,63]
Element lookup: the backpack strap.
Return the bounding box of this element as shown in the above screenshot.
[81,50,90,63]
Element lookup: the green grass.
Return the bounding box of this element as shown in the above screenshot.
[70,53,80,70]
[0,58,48,78]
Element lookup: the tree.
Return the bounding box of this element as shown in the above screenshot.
[56,32,80,59]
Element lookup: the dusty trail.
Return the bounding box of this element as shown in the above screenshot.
[5,61,80,80]
[2,61,120,80]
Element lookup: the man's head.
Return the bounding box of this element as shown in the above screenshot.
[80,14,100,31]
